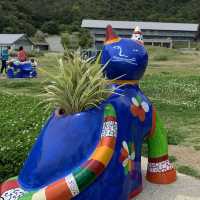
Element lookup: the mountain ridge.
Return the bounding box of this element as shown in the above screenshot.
[0,0,199,36]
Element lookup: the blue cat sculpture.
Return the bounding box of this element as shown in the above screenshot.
[0,25,176,200]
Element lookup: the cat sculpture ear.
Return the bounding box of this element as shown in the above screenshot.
[104,25,120,44]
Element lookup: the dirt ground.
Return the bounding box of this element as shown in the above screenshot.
[169,145,200,173]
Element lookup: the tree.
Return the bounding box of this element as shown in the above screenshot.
[195,23,200,50]
[41,21,59,35]
[61,32,80,50]
[79,29,93,48]
[1,0,200,36]
[61,29,93,50]
[33,30,46,42]
[61,32,71,49]
[21,23,36,36]
[195,23,200,41]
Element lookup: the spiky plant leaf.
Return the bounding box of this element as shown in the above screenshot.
[40,51,116,115]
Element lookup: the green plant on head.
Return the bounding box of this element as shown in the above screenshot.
[40,50,116,115]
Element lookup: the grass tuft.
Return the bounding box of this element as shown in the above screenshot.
[169,155,177,163]
[193,146,200,151]
[177,165,200,179]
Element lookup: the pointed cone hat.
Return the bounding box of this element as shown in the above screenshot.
[131,25,144,45]
[105,25,120,44]
[133,26,142,34]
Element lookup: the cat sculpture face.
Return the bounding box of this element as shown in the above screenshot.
[131,33,144,43]
[101,25,148,80]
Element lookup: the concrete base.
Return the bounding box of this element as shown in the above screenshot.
[134,158,200,200]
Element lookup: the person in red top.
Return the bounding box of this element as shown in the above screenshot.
[17,46,27,62]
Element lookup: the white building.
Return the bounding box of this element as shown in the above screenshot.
[0,34,34,52]
[81,19,198,49]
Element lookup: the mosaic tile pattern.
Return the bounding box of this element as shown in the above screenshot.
[148,159,173,173]
[1,188,26,200]
[101,121,117,137]
[65,174,80,197]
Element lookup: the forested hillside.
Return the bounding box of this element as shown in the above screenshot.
[0,0,200,36]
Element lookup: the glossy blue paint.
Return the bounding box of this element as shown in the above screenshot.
[7,62,37,78]
[74,84,153,200]
[13,37,153,199]
[19,109,103,190]
[101,39,148,80]
[19,84,153,199]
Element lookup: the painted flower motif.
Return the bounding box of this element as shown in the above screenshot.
[130,95,149,122]
[119,141,135,175]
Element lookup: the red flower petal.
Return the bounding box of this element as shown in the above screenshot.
[138,108,145,122]
[119,148,129,162]
[131,105,139,116]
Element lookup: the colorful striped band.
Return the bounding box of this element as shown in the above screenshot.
[104,116,116,122]
[65,174,80,197]
[148,154,169,163]
[91,146,114,166]
[0,179,19,195]
[110,80,139,85]
[98,136,116,149]
[104,38,121,44]
[82,159,105,176]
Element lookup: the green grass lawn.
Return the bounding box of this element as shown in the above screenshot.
[144,47,200,146]
[0,48,200,182]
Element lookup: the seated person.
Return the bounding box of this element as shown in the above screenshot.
[30,59,37,68]
[17,46,27,62]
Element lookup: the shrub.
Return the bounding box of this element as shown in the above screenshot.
[10,50,44,58]
[153,54,169,61]
[169,155,177,163]
[61,29,93,50]
[41,21,59,35]
[167,130,183,145]
[27,50,44,58]
[61,32,71,49]
[194,146,200,151]
[147,46,178,62]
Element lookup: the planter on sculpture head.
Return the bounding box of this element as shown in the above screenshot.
[0,25,176,200]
